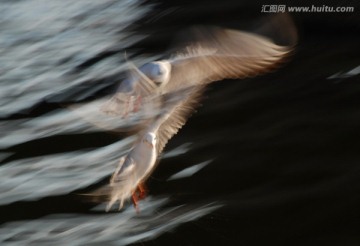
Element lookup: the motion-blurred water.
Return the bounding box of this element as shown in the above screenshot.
[1,0,360,245]
[0,0,222,245]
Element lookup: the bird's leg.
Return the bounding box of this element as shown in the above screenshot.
[130,183,147,213]
[137,182,147,200]
[131,193,140,213]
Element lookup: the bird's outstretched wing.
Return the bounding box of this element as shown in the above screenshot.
[100,60,159,117]
[87,156,139,211]
[145,85,205,155]
[163,25,295,94]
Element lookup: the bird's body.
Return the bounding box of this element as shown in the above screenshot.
[106,132,157,211]
[113,133,157,184]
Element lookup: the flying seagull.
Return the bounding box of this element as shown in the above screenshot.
[101,16,297,119]
[95,86,204,211]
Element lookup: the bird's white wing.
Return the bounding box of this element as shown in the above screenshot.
[89,156,138,211]
[163,26,295,94]
[100,60,159,117]
[110,157,136,184]
[144,85,205,155]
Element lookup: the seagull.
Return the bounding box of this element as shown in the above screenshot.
[98,86,204,211]
[101,15,297,118]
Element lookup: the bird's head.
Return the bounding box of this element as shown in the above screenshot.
[140,61,171,87]
[142,132,157,148]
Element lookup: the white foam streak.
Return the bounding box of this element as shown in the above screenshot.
[0,137,135,205]
[327,65,360,80]
[0,0,150,116]
[168,160,212,181]
[162,142,192,159]
[0,198,221,245]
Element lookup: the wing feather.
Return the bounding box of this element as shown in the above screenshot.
[149,86,205,155]
[165,27,295,93]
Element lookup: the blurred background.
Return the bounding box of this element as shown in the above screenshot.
[0,0,359,245]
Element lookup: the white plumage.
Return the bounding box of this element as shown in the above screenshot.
[106,132,157,211]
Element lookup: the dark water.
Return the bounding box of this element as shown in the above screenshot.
[1,0,360,245]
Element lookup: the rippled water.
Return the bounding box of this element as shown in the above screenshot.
[1,0,360,245]
[0,1,223,245]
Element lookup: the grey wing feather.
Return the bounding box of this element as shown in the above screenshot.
[151,85,205,155]
[165,26,296,93]
[100,61,158,116]
[110,157,136,183]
